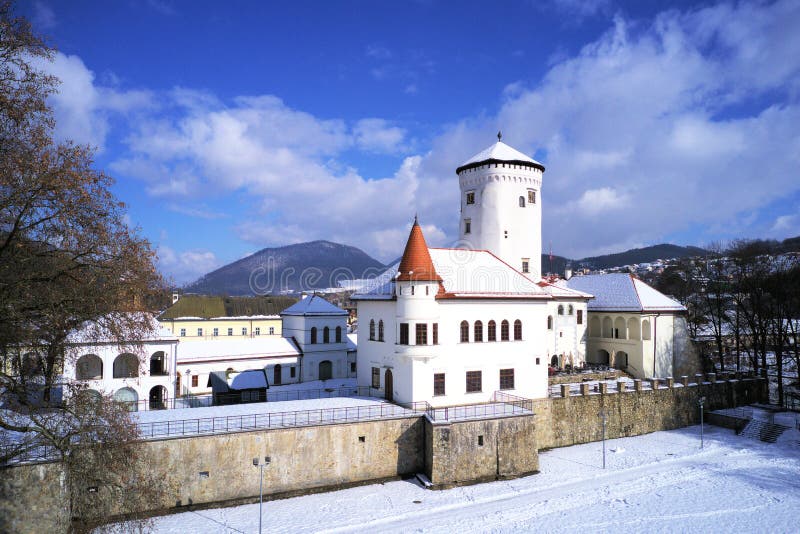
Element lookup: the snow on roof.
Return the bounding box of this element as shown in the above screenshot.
[229,369,268,390]
[67,313,178,344]
[558,274,685,312]
[280,295,348,316]
[354,248,552,299]
[177,337,300,361]
[457,141,543,172]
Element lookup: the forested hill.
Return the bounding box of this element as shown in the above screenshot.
[185,240,387,295]
[575,244,708,270]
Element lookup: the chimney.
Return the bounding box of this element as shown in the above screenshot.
[172,293,180,304]
[564,263,573,280]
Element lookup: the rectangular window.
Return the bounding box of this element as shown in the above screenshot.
[191,375,198,388]
[464,218,471,234]
[432,323,438,345]
[500,368,515,390]
[466,190,475,205]
[213,327,219,337]
[522,258,530,273]
[290,367,296,378]
[399,323,409,345]
[372,367,380,389]
[255,327,261,336]
[577,310,583,325]
[415,323,428,345]
[269,327,275,335]
[227,328,233,336]
[180,328,186,337]
[528,189,536,204]
[197,328,203,336]
[466,371,482,393]
[242,327,248,336]
[350,362,356,373]
[433,373,445,396]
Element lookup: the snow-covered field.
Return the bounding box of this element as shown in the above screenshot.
[141,420,800,533]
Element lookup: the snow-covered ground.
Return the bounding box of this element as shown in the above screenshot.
[139,420,800,533]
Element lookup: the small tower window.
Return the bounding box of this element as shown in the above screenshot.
[519,196,525,207]
[521,258,530,273]
[466,190,475,205]
[528,189,536,204]
[464,218,471,234]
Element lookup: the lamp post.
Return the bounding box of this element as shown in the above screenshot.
[253,456,271,534]
[698,396,706,449]
[599,409,608,469]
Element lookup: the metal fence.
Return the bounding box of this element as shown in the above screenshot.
[136,402,415,439]
[117,385,372,412]
[4,391,539,464]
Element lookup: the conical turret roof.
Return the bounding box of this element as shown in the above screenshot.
[456,139,544,174]
[396,217,443,283]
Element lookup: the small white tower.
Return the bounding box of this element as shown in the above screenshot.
[457,133,545,279]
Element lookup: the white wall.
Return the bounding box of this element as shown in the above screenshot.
[356,295,565,406]
[66,339,178,409]
[585,311,682,379]
[458,163,544,278]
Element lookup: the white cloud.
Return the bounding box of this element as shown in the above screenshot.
[770,212,800,236]
[31,52,154,151]
[32,1,56,29]
[157,246,220,285]
[353,118,408,154]
[38,0,800,279]
[572,187,629,216]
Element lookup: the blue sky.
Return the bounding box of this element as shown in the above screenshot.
[21,0,800,283]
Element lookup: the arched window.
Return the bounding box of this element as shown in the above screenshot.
[323,326,330,343]
[514,319,522,340]
[310,327,318,344]
[378,320,384,342]
[547,316,553,330]
[113,353,139,379]
[369,320,375,340]
[460,320,469,343]
[614,317,626,339]
[518,196,525,207]
[642,319,652,340]
[335,326,342,343]
[474,320,483,342]
[568,305,574,315]
[557,305,564,315]
[487,320,496,341]
[602,317,613,338]
[76,354,103,380]
[501,320,510,341]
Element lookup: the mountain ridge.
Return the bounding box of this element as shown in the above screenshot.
[183,235,800,295]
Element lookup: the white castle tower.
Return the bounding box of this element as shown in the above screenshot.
[456,133,545,279]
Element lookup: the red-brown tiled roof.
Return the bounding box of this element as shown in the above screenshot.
[396,217,443,283]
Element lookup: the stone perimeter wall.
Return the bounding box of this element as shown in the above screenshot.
[1,377,765,533]
[533,377,766,450]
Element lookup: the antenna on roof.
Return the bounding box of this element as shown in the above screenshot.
[497,130,502,141]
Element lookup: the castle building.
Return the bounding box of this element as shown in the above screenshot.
[556,273,696,379]
[457,136,545,279]
[353,138,591,406]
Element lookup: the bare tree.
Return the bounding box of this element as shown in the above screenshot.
[0,4,169,531]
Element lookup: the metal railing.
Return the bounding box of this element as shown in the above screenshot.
[136,402,415,439]
[116,385,372,412]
